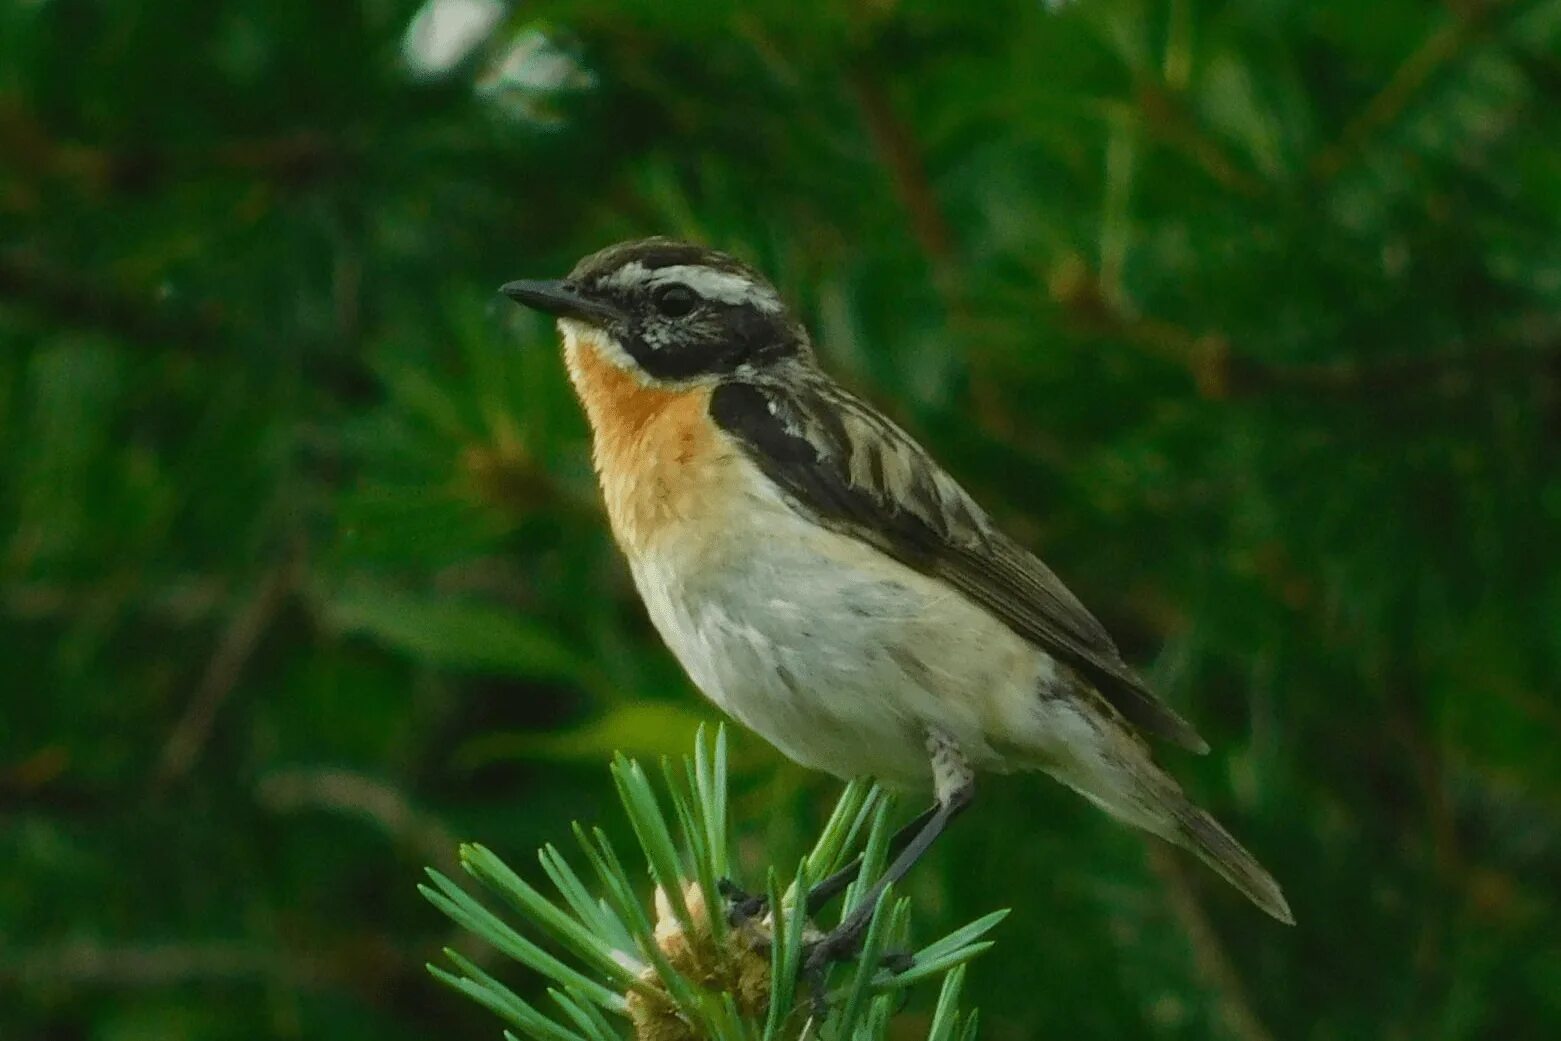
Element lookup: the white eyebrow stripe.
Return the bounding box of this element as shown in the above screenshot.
[651,265,784,312]
[602,261,650,288]
[598,259,784,311]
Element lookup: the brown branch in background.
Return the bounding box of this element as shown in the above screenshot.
[1047,258,1561,399]
[1481,676,1561,740]
[1383,668,1459,1007]
[0,99,347,350]
[1148,846,1279,1041]
[1125,89,1265,199]
[0,773,469,990]
[845,66,955,268]
[0,935,416,992]
[0,939,341,989]
[254,767,503,973]
[0,98,349,195]
[152,555,301,791]
[1309,2,1504,182]
[0,250,227,350]
[843,61,1035,438]
[1222,340,1561,398]
[4,575,230,625]
[256,767,461,877]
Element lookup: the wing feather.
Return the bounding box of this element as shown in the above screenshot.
[709,373,1208,753]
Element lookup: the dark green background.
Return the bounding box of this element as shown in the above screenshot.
[4,1,1559,1038]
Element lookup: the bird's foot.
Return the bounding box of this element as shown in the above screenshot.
[716,877,768,925]
[720,881,916,1018]
[798,921,915,1018]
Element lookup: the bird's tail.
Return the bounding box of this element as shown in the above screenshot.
[1054,757,1294,924]
[1162,797,1293,924]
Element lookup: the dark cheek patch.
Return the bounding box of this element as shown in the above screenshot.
[620,318,729,380]
[623,307,797,380]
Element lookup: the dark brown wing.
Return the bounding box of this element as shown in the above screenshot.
[709,371,1208,753]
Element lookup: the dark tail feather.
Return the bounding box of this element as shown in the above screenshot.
[1168,800,1294,925]
[1037,724,1293,924]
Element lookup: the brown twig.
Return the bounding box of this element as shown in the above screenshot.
[1148,845,1278,1041]
[0,935,416,991]
[1125,88,1266,198]
[845,66,955,268]
[1309,2,1508,182]
[0,98,350,193]
[1049,260,1561,399]
[255,766,461,877]
[3,576,230,624]
[0,250,227,350]
[152,554,301,790]
[1223,342,1560,397]
[843,60,1035,441]
[0,939,339,989]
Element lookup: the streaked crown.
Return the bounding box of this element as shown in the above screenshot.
[501,237,810,382]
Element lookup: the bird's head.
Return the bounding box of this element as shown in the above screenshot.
[501,237,811,385]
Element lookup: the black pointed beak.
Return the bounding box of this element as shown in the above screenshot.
[499,279,621,324]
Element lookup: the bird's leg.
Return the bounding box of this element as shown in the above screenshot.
[799,783,972,1013]
[802,731,975,983]
[804,804,939,914]
[804,783,972,968]
[722,807,936,927]
[727,801,941,925]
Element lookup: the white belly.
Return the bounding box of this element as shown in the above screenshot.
[628,478,1053,790]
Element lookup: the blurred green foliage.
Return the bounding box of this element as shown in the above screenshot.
[3,0,1559,1039]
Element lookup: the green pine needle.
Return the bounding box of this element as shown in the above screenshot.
[421,726,1001,1041]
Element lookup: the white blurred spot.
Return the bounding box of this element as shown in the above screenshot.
[402,0,504,77]
[477,28,595,124]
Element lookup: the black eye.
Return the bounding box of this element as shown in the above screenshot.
[653,283,697,318]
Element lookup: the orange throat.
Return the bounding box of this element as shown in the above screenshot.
[563,332,729,556]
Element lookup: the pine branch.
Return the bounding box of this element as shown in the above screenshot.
[421,727,1005,1041]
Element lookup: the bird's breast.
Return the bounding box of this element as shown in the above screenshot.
[563,332,744,558]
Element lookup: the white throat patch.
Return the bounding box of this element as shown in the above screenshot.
[558,318,655,385]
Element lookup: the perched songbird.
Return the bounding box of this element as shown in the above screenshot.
[501,238,1293,963]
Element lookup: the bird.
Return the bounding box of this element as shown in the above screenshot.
[500,237,1293,967]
